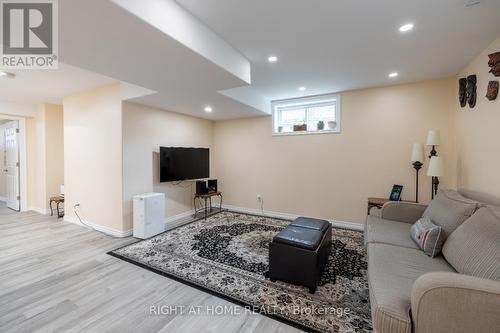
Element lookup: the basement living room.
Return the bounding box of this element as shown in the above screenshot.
[0,1,499,333]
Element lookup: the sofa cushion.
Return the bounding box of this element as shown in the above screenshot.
[442,206,500,281]
[365,215,419,249]
[422,189,479,238]
[367,243,455,333]
[410,217,446,257]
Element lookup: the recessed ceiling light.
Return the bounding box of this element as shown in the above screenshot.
[465,0,480,8]
[0,71,15,78]
[267,55,278,63]
[298,86,306,91]
[399,23,414,32]
[204,106,213,113]
[389,72,399,78]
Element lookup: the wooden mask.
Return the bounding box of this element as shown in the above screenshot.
[458,78,467,107]
[486,81,499,101]
[488,52,500,77]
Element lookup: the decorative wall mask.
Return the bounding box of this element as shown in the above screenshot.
[459,78,467,107]
[466,75,477,108]
[488,52,500,77]
[486,81,499,101]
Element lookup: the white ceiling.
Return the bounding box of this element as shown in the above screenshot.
[57,0,262,120]
[0,63,116,104]
[0,62,156,105]
[177,0,500,103]
[2,0,500,119]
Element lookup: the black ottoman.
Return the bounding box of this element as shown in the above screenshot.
[268,217,332,293]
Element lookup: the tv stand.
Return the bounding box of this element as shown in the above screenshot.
[193,191,223,219]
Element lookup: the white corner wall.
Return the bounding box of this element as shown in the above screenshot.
[26,103,64,213]
[63,83,125,234]
[122,102,214,230]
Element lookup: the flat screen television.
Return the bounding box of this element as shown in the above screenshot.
[159,147,209,182]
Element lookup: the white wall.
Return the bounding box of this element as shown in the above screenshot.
[454,35,500,197]
[213,78,457,224]
[64,84,124,233]
[122,102,214,230]
[26,104,64,213]
[0,122,7,200]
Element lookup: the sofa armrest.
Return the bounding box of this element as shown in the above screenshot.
[411,272,500,333]
[380,201,427,223]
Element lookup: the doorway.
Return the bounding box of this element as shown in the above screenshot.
[0,117,26,212]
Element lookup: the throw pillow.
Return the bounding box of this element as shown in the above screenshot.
[442,206,500,281]
[410,217,445,257]
[422,189,479,238]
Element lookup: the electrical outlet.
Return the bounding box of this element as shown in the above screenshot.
[257,195,262,202]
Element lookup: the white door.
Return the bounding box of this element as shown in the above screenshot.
[4,121,20,211]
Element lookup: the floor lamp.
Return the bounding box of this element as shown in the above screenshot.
[427,156,444,198]
[411,143,424,203]
[426,130,441,199]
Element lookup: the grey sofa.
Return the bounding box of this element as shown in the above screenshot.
[365,189,500,333]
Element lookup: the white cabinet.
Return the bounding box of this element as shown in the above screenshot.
[133,193,165,239]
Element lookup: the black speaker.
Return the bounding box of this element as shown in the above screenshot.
[196,180,208,195]
[207,179,218,193]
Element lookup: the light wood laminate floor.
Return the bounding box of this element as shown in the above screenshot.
[0,208,304,333]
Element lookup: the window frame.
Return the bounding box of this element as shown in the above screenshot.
[271,93,341,136]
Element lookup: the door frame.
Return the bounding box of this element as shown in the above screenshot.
[0,114,27,212]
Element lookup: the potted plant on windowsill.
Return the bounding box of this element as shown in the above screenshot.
[317,121,325,131]
[293,123,307,132]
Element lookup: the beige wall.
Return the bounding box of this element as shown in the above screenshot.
[45,104,65,201]
[213,78,456,224]
[63,84,123,231]
[454,35,500,197]
[26,103,64,211]
[122,102,214,230]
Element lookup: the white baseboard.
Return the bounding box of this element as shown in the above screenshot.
[29,207,50,215]
[63,210,197,238]
[62,205,363,239]
[222,204,365,232]
[164,210,196,231]
[64,216,133,238]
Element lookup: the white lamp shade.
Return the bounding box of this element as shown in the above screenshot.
[411,143,424,162]
[427,156,444,177]
[426,130,441,146]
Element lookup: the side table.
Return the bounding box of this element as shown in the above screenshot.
[194,191,223,219]
[367,197,412,215]
[49,195,64,218]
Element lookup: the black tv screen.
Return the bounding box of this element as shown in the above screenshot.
[160,147,209,182]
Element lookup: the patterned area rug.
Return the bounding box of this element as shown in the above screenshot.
[109,211,371,333]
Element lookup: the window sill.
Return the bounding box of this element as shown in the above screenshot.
[272,130,341,137]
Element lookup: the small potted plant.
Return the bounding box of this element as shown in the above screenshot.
[317,121,325,130]
[293,123,307,132]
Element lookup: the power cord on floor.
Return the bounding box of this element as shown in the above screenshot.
[74,204,121,239]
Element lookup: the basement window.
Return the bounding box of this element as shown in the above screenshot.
[272,94,341,135]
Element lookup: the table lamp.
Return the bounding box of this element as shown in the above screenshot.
[427,156,444,199]
[426,130,440,158]
[411,143,424,202]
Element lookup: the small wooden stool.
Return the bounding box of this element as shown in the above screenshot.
[49,195,64,218]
